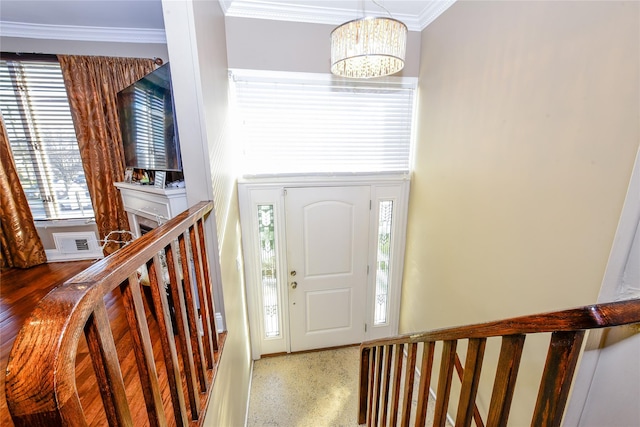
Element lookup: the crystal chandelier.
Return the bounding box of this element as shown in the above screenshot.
[330,13,407,79]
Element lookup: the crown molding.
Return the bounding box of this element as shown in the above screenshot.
[219,0,234,15]
[223,0,427,31]
[0,1,456,44]
[0,21,166,44]
[418,0,456,28]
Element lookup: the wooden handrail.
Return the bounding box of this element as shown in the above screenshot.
[5,201,222,426]
[358,298,640,426]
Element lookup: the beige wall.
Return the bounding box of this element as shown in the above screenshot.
[225,16,422,77]
[161,1,251,426]
[403,0,639,423]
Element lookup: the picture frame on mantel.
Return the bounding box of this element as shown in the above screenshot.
[124,167,134,183]
[154,171,166,189]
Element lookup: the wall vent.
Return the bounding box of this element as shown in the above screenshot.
[75,239,90,252]
[49,232,103,261]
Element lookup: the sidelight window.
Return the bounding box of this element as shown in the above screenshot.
[374,200,394,325]
[257,204,280,338]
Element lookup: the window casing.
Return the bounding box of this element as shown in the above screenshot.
[0,55,93,220]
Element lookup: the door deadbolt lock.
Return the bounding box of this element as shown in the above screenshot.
[290,270,297,276]
[291,281,297,289]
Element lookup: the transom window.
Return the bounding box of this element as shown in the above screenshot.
[0,54,93,220]
[230,70,416,176]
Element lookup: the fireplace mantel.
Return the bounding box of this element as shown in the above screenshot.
[114,182,188,236]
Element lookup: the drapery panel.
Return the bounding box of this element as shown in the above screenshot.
[0,114,47,268]
[58,55,156,254]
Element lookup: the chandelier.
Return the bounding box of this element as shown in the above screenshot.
[330,13,407,79]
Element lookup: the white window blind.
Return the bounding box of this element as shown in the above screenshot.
[0,55,93,220]
[231,71,416,176]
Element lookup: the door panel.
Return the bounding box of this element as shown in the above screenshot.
[286,186,370,351]
[304,201,354,276]
[306,289,351,331]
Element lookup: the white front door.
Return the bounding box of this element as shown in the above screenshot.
[285,186,370,351]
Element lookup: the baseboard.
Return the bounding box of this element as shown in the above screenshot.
[215,312,225,333]
[244,359,255,427]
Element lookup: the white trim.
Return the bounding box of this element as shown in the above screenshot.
[45,248,103,262]
[215,312,226,333]
[230,68,417,89]
[34,218,96,228]
[0,21,166,44]
[365,183,410,341]
[222,0,457,31]
[596,146,640,303]
[219,0,234,15]
[238,186,291,359]
[244,359,255,427]
[418,1,457,28]
[239,173,412,186]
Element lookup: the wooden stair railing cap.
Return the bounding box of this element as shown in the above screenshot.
[362,297,640,348]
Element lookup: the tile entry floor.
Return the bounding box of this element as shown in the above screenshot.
[247,346,448,427]
[247,346,361,427]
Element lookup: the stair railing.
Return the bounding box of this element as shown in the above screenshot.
[6,201,221,426]
[359,298,640,427]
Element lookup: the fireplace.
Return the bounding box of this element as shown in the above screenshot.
[114,181,188,237]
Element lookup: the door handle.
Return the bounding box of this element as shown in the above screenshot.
[290,270,297,276]
[291,281,297,289]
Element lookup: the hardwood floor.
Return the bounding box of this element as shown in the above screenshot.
[1,260,95,426]
[1,260,200,426]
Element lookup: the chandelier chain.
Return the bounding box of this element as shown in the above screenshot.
[371,0,393,18]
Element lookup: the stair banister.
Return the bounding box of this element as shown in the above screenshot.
[358,298,640,427]
[6,201,222,426]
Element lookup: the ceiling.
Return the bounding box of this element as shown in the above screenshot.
[0,0,455,43]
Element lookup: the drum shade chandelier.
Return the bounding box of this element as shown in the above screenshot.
[330,2,407,79]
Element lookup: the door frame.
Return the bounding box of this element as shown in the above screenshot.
[238,174,410,360]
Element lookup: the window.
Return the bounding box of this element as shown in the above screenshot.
[374,200,394,325]
[0,54,93,220]
[230,70,416,176]
[257,204,281,338]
